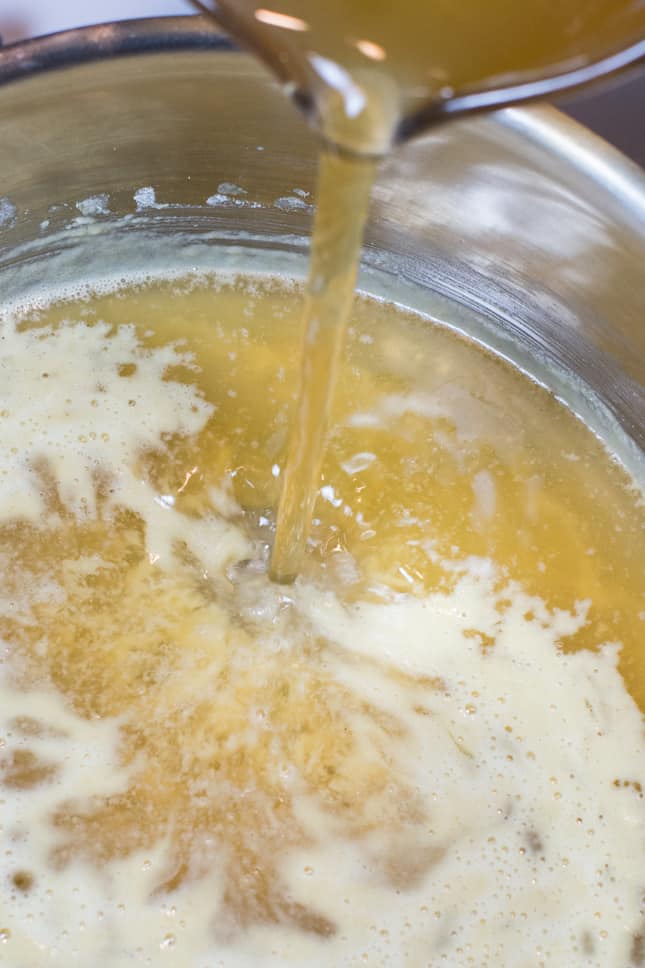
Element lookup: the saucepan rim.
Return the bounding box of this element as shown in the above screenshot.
[0,14,642,225]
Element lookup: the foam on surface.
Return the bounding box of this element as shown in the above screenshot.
[0,276,643,967]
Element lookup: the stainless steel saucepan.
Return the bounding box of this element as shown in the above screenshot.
[0,17,642,466]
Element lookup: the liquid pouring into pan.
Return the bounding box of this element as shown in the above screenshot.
[189,0,645,581]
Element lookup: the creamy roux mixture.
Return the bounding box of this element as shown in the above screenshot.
[0,274,643,967]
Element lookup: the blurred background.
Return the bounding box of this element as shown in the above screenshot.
[0,0,643,166]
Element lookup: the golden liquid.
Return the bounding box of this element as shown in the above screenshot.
[270,152,376,581]
[8,275,643,695]
[4,11,645,958]
[1,275,644,954]
[209,0,645,577]
[204,0,645,153]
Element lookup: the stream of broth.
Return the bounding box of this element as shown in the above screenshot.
[270,152,376,582]
[239,0,645,578]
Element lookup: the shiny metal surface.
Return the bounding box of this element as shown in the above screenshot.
[0,15,231,83]
[0,19,642,456]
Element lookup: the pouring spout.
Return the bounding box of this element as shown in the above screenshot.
[190,0,645,154]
